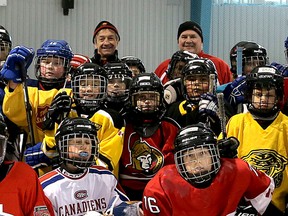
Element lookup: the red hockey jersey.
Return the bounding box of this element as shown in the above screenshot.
[143,159,274,216]
[119,118,180,192]
[0,161,54,215]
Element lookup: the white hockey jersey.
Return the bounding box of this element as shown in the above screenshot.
[39,165,129,216]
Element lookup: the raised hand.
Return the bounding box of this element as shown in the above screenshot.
[0,46,35,83]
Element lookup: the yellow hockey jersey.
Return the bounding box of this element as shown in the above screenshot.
[3,84,72,144]
[226,112,288,213]
[43,108,124,178]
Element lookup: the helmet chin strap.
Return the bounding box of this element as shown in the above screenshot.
[60,163,87,176]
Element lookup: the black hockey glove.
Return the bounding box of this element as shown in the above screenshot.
[217,136,239,158]
[236,204,258,216]
[43,92,72,129]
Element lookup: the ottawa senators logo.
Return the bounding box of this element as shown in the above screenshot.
[242,149,288,188]
[127,139,164,176]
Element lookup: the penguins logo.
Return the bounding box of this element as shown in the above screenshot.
[242,149,288,188]
[130,139,164,176]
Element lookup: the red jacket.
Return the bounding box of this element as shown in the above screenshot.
[154,50,232,85]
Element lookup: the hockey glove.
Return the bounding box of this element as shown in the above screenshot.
[217,136,239,158]
[271,62,288,77]
[163,78,183,105]
[198,93,219,122]
[112,201,143,216]
[223,76,247,107]
[24,142,52,169]
[46,91,72,125]
[236,204,258,216]
[0,46,34,83]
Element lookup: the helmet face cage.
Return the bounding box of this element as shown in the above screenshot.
[246,66,283,116]
[174,124,220,187]
[105,62,132,103]
[35,40,73,85]
[230,41,268,76]
[129,73,165,118]
[107,74,132,103]
[182,59,217,103]
[0,41,11,62]
[131,90,161,114]
[175,143,220,186]
[72,74,107,108]
[58,133,98,169]
[35,55,69,85]
[167,51,198,80]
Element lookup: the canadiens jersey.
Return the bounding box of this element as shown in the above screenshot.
[119,117,180,192]
[0,161,54,215]
[39,165,129,216]
[3,84,72,143]
[143,159,274,216]
[43,107,125,177]
[226,112,288,213]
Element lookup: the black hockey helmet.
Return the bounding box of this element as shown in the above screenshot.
[55,117,99,169]
[230,41,268,76]
[0,26,12,62]
[174,123,220,188]
[121,56,146,75]
[245,65,283,118]
[35,39,73,89]
[167,50,198,80]
[129,73,165,124]
[104,62,132,104]
[181,58,218,103]
[0,25,12,46]
[71,63,108,114]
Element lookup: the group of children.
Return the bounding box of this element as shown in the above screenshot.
[0,19,287,216]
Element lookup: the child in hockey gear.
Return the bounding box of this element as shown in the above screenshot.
[0,113,54,215]
[166,58,234,135]
[119,72,180,201]
[121,56,145,77]
[42,63,124,177]
[0,25,24,162]
[91,21,120,66]
[39,117,142,216]
[103,62,132,113]
[162,50,198,105]
[222,41,268,113]
[229,41,268,78]
[226,65,288,215]
[34,40,73,90]
[143,123,274,216]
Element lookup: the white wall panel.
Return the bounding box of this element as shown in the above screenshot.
[210,4,288,67]
[0,0,191,77]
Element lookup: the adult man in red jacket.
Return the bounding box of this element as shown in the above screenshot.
[155,21,232,85]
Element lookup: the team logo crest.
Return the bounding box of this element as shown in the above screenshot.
[74,190,88,200]
[128,139,164,176]
[242,149,288,188]
[34,206,50,216]
[36,105,49,129]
